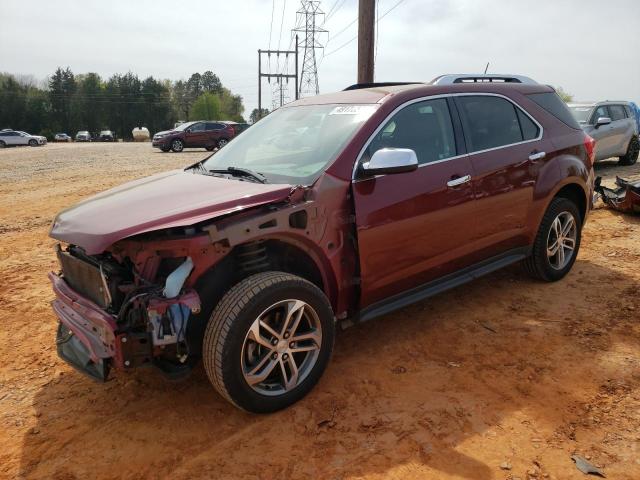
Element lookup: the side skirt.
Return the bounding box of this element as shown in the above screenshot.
[345,247,530,327]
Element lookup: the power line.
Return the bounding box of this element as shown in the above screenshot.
[324,0,406,58]
[268,0,276,70]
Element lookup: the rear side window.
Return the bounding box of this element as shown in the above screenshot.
[526,92,581,129]
[516,109,540,140]
[455,96,525,152]
[608,105,627,121]
[206,122,224,131]
[364,98,457,165]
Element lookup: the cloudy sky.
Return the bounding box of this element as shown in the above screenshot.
[1,0,638,117]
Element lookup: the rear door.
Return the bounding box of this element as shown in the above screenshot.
[205,122,225,145]
[352,97,477,307]
[607,104,630,155]
[184,122,208,147]
[454,94,549,258]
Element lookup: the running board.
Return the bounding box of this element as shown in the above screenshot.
[346,247,530,328]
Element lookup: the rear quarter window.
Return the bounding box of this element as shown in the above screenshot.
[526,92,581,129]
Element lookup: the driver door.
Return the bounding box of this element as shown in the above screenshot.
[184,122,208,147]
[352,97,478,308]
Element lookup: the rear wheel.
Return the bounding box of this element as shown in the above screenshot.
[203,272,335,413]
[0,141,5,148]
[523,197,582,282]
[170,139,184,152]
[618,136,639,166]
[217,138,229,148]
[205,145,215,151]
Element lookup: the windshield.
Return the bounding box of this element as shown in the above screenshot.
[202,104,377,184]
[173,121,197,132]
[569,106,593,124]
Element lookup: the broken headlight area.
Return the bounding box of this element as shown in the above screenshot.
[52,246,201,380]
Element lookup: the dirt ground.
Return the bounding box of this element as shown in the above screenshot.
[0,142,638,480]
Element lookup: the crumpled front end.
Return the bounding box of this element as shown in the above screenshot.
[50,244,201,381]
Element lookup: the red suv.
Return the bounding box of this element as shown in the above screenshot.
[152,120,236,152]
[49,75,595,413]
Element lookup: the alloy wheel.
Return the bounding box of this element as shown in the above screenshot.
[218,139,228,148]
[172,140,183,152]
[241,299,322,396]
[546,211,577,270]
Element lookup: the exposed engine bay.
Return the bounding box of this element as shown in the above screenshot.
[53,243,201,381]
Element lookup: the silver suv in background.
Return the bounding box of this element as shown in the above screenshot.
[569,101,639,165]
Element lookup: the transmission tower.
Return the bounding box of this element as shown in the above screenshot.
[293,1,327,97]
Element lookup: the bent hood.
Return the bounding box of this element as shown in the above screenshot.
[50,169,293,254]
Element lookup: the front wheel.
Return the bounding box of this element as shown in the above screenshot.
[203,272,335,413]
[523,197,582,282]
[28,139,38,147]
[619,136,639,166]
[170,139,184,152]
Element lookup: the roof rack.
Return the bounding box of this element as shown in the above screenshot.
[430,74,538,85]
[343,82,424,91]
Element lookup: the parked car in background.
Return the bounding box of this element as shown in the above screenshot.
[568,101,639,165]
[54,133,72,142]
[75,131,92,142]
[152,120,236,152]
[98,130,115,142]
[49,74,596,413]
[0,130,46,147]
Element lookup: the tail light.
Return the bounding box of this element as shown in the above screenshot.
[584,134,596,167]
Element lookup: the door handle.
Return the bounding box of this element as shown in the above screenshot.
[528,151,546,161]
[447,174,471,187]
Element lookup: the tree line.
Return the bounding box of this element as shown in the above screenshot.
[0,68,247,140]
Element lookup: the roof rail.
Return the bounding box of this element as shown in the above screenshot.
[431,74,538,85]
[343,82,423,91]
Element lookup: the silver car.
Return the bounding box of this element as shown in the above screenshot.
[568,101,639,165]
[0,130,47,147]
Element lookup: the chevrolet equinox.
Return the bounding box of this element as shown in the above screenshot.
[49,74,596,413]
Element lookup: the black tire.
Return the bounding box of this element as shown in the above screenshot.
[205,146,215,151]
[28,139,38,147]
[0,141,5,148]
[203,272,335,413]
[523,197,582,282]
[618,136,639,166]
[170,139,184,152]
[217,138,229,148]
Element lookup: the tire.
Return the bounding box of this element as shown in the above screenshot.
[523,197,582,282]
[170,139,184,152]
[28,139,38,147]
[0,141,5,148]
[618,136,639,166]
[203,272,335,413]
[205,145,215,151]
[217,138,229,148]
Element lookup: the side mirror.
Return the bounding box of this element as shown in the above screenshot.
[595,117,611,128]
[362,148,418,176]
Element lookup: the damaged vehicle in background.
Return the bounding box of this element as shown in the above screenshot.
[49,74,595,413]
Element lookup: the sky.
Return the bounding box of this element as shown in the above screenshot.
[1,0,639,118]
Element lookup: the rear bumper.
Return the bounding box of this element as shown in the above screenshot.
[49,272,119,380]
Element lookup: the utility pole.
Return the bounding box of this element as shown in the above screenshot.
[257,35,299,119]
[357,0,375,84]
[293,1,326,97]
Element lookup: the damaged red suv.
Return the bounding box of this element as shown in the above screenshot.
[50,74,595,413]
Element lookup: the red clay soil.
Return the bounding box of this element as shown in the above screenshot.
[0,143,638,480]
